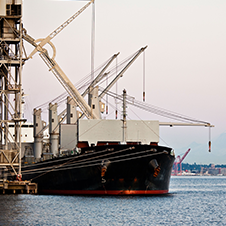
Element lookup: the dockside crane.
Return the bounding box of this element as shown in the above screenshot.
[22,0,148,140]
[27,0,95,60]
[82,52,120,98]
[21,0,213,159]
[22,0,98,120]
[99,46,147,99]
[38,46,146,133]
[35,52,120,136]
[20,0,101,157]
[172,148,191,175]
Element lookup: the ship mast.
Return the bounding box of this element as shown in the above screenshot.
[122,89,127,144]
[88,0,95,106]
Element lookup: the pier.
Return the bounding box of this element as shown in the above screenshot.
[0,180,37,195]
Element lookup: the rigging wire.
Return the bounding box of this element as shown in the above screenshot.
[22,148,166,176]
[106,71,108,114]
[41,151,165,173]
[35,51,137,112]
[115,53,118,119]
[143,50,145,102]
[99,88,210,125]
[23,147,133,174]
[91,0,95,82]
[129,106,170,147]
[35,56,116,109]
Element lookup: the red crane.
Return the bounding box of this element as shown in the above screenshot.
[172,148,191,176]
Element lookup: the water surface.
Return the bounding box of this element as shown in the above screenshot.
[0,176,225,225]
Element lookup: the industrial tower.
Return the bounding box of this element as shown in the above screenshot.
[0,0,23,180]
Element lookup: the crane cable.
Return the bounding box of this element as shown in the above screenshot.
[35,52,135,113]
[22,147,167,178]
[115,54,118,119]
[100,88,210,125]
[143,50,145,102]
[91,1,95,82]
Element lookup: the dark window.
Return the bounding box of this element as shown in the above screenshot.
[6,5,11,16]
[6,4,21,16]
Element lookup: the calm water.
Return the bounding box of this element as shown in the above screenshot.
[0,177,226,226]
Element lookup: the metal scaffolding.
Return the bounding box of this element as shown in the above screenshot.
[0,0,23,180]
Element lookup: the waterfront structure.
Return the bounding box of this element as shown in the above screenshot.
[0,0,24,180]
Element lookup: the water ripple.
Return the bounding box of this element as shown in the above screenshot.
[0,177,226,225]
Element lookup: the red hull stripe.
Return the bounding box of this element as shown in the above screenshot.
[40,190,168,195]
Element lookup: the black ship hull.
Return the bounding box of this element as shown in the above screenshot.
[22,144,175,195]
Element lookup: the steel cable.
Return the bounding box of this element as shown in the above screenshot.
[101,88,210,125]
[22,150,166,176]
[22,146,133,174]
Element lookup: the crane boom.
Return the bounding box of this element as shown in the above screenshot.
[28,0,95,59]
[39,51,98,119]
[179,148,191,164]
[22,34,98,119]
[99,46,147,99]
[22,0,98,119]
[49,0,94,39]
[82,52,120,97]
[36,53,121,135]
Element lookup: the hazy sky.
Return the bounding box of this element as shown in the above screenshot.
[22,0,226,162]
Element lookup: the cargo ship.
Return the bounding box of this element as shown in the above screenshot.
[22,143,175,195]
[1,0,211,195]
[21,89,175,195]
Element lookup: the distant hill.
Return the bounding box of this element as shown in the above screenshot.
[174,133,226,164]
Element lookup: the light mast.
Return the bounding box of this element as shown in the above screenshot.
[122,89,127,144]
